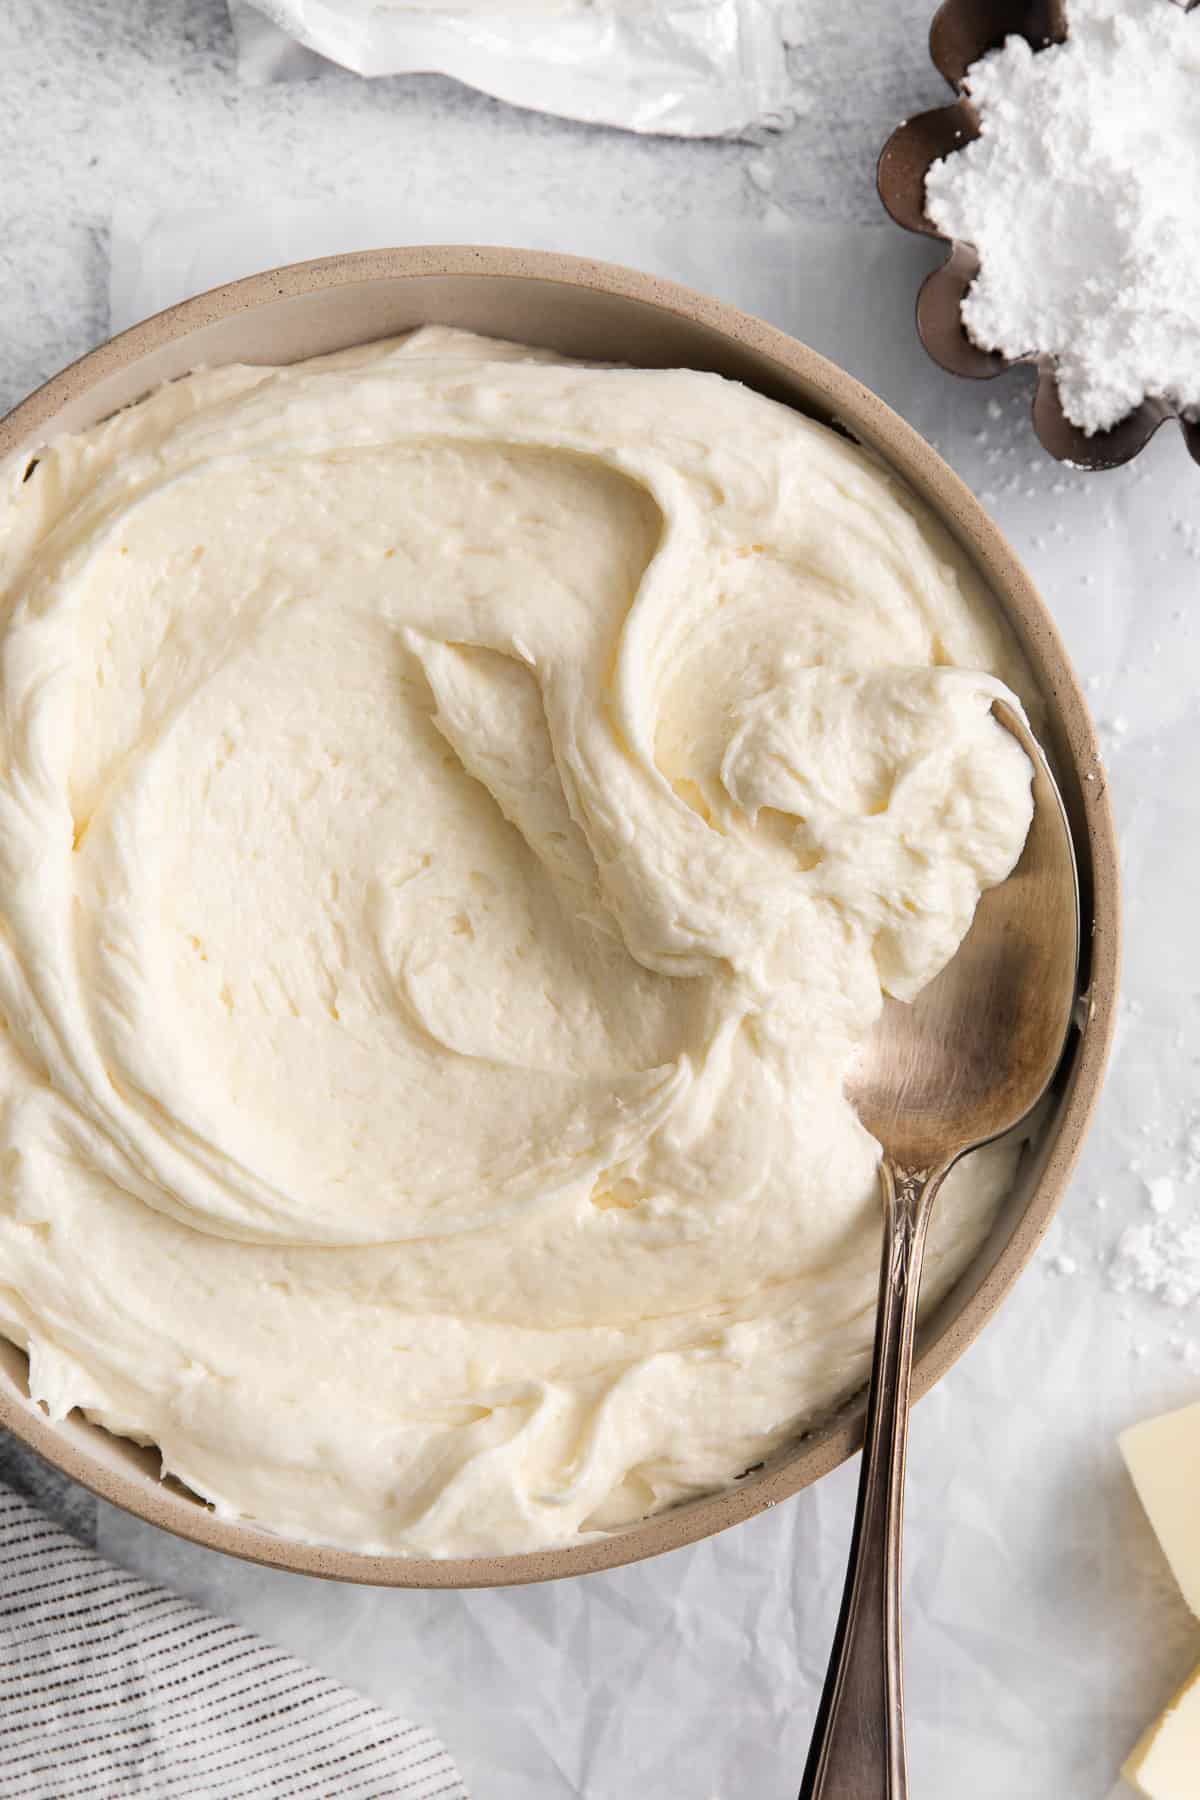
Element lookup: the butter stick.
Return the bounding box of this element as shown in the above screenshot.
[1119,1400,1200,1619]
[1123,1664,1200,1799]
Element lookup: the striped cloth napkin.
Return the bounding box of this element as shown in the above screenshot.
[0,1480,467,1798]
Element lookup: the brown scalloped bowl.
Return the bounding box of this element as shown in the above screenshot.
[878,0,1200,471]
[0,247,1119,1586]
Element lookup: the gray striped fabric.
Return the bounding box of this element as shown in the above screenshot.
[0,1483,467,1798]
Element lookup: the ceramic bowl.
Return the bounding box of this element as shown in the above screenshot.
[877,0,1200,471]
[0,246,1120,1586]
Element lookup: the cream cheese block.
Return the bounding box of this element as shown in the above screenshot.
[1120,1400,1200,1619]
[1124,1664,1200,1799]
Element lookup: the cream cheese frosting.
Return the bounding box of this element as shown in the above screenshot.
[0,328,1035,1555]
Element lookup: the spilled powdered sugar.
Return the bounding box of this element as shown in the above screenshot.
[924,0,1200,436]
[1109,1169,1200,1313]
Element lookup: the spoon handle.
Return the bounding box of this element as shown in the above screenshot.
[798,1158,947,1800]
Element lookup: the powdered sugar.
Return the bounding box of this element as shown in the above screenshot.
[1104,1139,1200,1314]
[924,0,1200,436]
[1049,1251,1080,1276]
[1145,1174,1177,1216]
[1108,1149,1200,1312]
[1109,1212,1200,1309]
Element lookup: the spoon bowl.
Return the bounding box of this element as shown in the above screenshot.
[848,701,1081,1170]
[801,699,1080,1799]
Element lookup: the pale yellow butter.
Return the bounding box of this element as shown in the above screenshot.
[1120,1401,1200,1619]
[1123,1664,1200,1799]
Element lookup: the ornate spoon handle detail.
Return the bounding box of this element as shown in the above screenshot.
[798,1159,949,1800]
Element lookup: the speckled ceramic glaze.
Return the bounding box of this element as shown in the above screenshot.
[0,247,1119,1586]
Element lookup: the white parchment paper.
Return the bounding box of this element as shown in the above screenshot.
[228,0,792,139]
[103,198,1200,1798]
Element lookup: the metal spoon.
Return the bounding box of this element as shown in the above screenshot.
[799,700,1080,1800]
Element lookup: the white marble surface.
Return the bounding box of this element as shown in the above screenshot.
[4,4,1200,1797]
[0,0,948,417]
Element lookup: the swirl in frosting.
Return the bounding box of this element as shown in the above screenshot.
[0,329,1033,1554]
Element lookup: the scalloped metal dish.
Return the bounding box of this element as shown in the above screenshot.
[877,0,1200,471]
